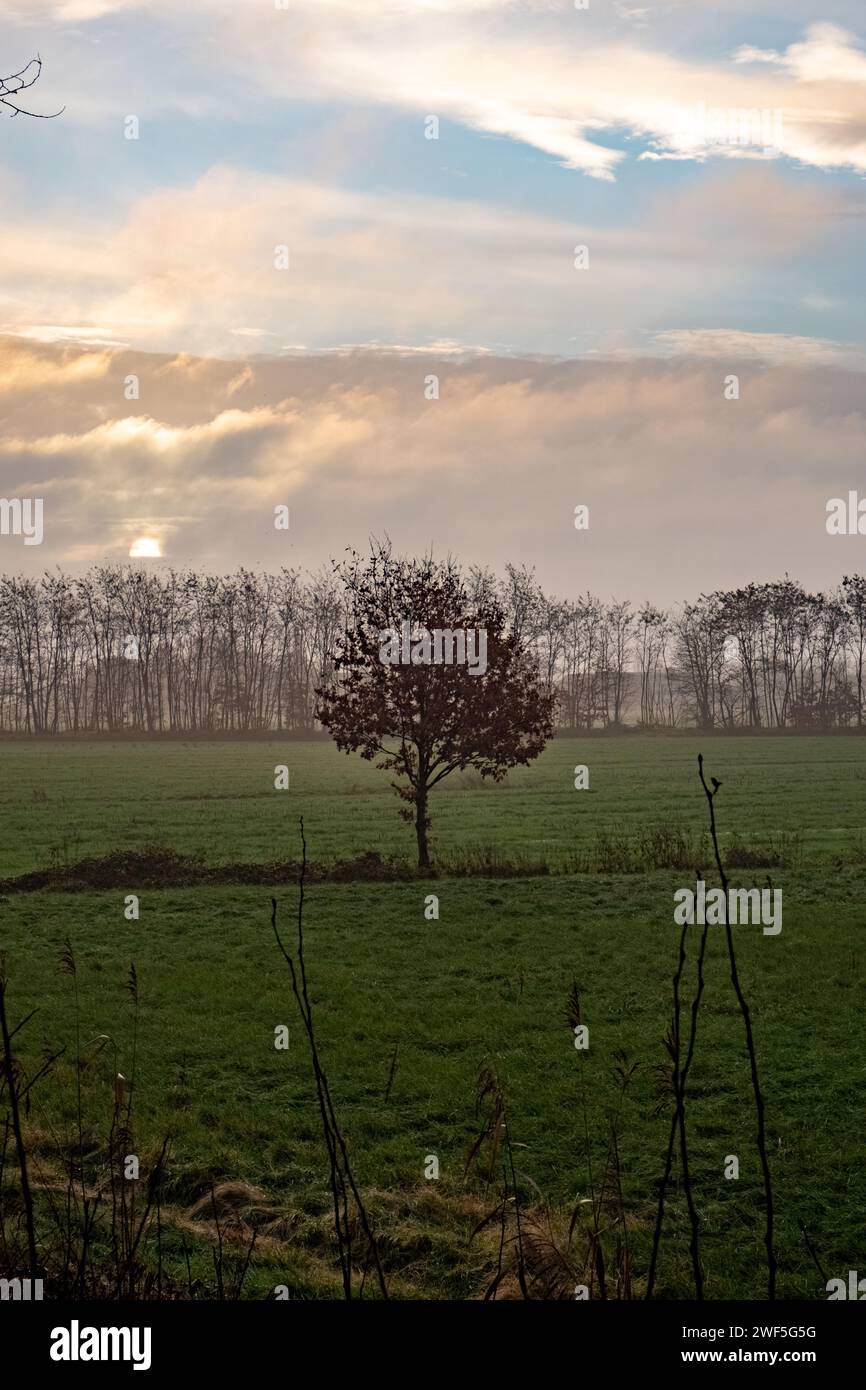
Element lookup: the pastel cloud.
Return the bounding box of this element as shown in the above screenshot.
[0,164,853,358]
[196,13,866,179]
[12,6,866,180]
[652,329,865,368]
[3,335,866,602]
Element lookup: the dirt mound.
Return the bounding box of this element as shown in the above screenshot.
[0,845,414,893]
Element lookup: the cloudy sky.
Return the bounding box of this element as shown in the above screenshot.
[2,0,866,601]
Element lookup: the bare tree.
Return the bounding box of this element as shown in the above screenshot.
[1,565,865,735]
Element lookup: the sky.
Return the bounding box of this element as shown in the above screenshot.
[2,0,866,602]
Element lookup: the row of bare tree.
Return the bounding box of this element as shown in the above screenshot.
[474,568,866,732]
[0,565,863,733]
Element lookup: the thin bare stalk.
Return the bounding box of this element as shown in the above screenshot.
[698,753,776,1300]
[0,976,38,1278]
[271,817,388,1299]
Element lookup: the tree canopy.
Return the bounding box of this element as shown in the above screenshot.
[316,543,555,867]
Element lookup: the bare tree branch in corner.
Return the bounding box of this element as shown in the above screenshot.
[1,56,64,120]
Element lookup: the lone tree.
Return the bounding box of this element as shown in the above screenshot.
[1,57,63,119]
[316,542,555,868]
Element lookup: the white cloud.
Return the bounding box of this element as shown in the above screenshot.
[735,24,866,84]
[652,328,865,368]
[202,13,866,178]
[15,4,866,180]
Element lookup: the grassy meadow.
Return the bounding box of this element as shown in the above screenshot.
[0,734,864,1299]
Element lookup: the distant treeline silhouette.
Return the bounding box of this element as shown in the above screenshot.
[0,565,864,734]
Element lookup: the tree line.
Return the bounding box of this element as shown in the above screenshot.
[0,564,864,734]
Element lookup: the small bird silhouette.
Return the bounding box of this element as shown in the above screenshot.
[711,777,722,791]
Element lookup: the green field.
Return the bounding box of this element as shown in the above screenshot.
[2,733,866,876]
[1,736,864,1299]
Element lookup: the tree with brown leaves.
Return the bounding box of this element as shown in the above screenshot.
[317,542,555,868]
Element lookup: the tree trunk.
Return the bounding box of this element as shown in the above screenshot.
[415,786,430,869]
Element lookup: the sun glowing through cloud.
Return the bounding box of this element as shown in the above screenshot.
[129,537,162,558]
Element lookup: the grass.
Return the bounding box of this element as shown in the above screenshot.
[1,735,864,878]
[1,735,864,1298]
